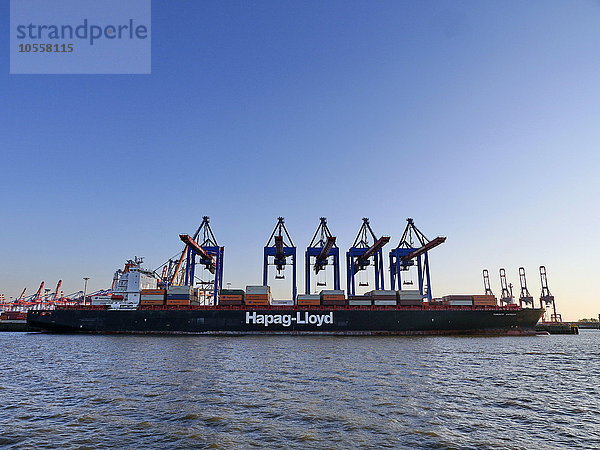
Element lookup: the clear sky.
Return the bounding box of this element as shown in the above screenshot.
[1,1,599,320]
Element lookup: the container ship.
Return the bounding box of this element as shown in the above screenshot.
[27,217,546,335]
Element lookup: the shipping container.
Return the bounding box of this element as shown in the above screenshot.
[166,295,190,300]
[220,289,245,296]
[446,300,473,306]
[368,290,397,297]
[297,294,320,300]
[297,299,321,306]
[270,299,294,306]
[320,290,344,296]
[165,299,191,306]
[140,289,165,295]
[348,300,372,306]
[246,285,270,294]
[373,300,397,306]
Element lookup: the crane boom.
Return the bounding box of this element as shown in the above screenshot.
[34,281,45,302]
[179,234,216,274]
[402,236,446,261]
[54,280,63,300]
[170,245,188,284]
[316,236,336,264]
[359,236,390,262]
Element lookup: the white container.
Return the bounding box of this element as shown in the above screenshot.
[373,300,397,306]
[448,300,473,306]
[348,300,372,306]
[167,286,192,294]
[270,299,294,306]
[246,285,270,294]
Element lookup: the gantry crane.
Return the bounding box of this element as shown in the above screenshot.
[180,216,224,303]
[33,281,45,303]
[539,265,561,322]
[389,218,445,300]
[518,267,534,308]
[499,268,514,305]
[482,269,494,296]
[53,280,63,301]
[347,218,389,296]
[264,217,297,301]
[305,218,340,294]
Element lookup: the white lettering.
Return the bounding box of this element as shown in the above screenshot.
[245,312,334,327]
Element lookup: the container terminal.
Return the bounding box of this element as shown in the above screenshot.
[18,217,562,334]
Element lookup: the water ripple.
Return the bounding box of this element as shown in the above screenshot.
[0,331,598,448]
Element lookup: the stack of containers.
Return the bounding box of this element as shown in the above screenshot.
[219,289,245,306]
[245,286,271,306]
[472,295,497,306]
[166,285,192,306]
[442,295,474,306]
[348,295,372,306]
[320,290,346,306]
[140,289,165,306]
[397,290,423,306]
[297,294,321,306]
[369,290,397,306]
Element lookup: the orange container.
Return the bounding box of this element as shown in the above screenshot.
[220,295,244,300]
[245,299,269,305]
[165,299,191,306]
[245,295,269,301]
[297,299,321,306]
[321,295,345,301]
[141,289,166,295]
[140,299,165,305]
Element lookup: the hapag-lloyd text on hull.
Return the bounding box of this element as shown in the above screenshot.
[245,311,333,327]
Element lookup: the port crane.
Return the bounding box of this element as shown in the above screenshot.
[482,269,494,296]
[389,218,445,300]
[264,217,297,301]
[305,218,340,294]
[347,218,389,296]
[539,265,561,322]
[518,267,534,308]
[499,268,514,305]
[180,216,224,303]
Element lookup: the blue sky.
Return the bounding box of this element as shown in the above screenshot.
[1,1,599,319]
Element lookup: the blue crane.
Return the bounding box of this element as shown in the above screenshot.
[305,218,340,294]
[264,217,297,301]
[180,216,224,303]
[389,218,445,300]
[346,218,390,296]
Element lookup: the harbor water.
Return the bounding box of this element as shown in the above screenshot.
[0,331,598,448]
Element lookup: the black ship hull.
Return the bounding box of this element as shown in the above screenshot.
[28,307,544,336]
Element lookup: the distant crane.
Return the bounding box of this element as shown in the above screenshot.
[539,265,561,322]
[518,268,534,308]
[389,218,445,300]
[347,218,389,296]
[305,218,340,294]
[499,269,514,305]
[53,280,63,301]
[33,281,45,303]
[264,217,297,301]
[482,269,494,296]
